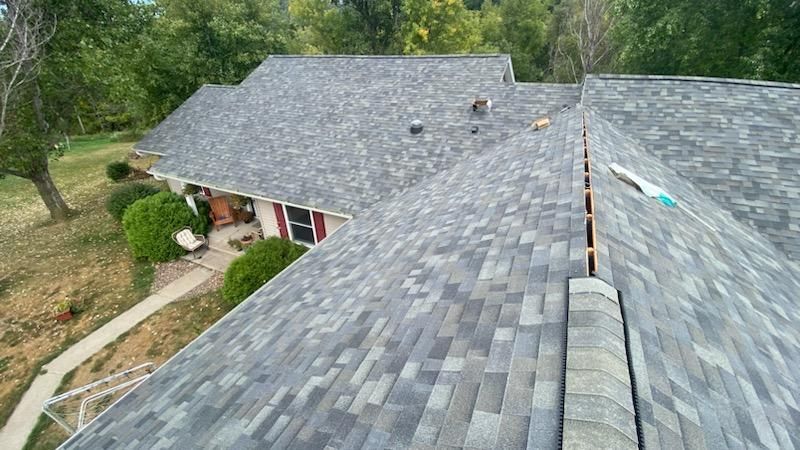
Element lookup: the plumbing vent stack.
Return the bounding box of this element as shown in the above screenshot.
[410,120,423,135]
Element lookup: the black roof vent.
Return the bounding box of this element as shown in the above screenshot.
[410,120,423,135]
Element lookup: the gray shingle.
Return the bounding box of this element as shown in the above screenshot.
[584,74,800,260]
[139,55,580,216]
[562,277,637,450]
[63,64,800,450]
[587,109,800,450]
[64,108,586,449]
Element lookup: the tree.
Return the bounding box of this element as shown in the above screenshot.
[288,0,372,54]
[133,0,290,123]
[0,0,70,221]
[495,0,550,81]
[613,0,765,79]
[756,0,800,82]
[399,0,483,55]
[551,0,615,83]
[37,0,154,133]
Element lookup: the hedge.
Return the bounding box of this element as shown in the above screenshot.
[106,183,161,221]
[122,192,210,262]
[106,161,132,181]
[222,237,308,306]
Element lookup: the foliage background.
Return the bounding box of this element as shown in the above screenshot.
[28,0,799,138]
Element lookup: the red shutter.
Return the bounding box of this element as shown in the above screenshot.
[312,211,326,242]
[273,203,289,239]
[201,186,212,197]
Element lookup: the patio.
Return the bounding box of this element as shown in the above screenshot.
[180,219,262,272]
[207,219,262,255]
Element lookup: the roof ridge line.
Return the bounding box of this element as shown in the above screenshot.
[588,73,800,90]
[562,277,642,449]
[267,54,510,59]
[200,83,237,89]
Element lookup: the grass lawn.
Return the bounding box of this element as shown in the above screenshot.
[23,289,230,450]
[0,135,163,428]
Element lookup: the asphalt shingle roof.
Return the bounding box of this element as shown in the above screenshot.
[66,110,588,449]
[587,109,800,449]
[62,58,800,449]
[584,74,800,261]
[138,55,580,215]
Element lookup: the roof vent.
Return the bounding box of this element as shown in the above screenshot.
[532,116,551,130]
[410,120,423,135]
[472,97,492,112]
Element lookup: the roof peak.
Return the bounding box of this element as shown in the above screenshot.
[588,73,800,90]
[199,83,237,89]
[267,53,510,60]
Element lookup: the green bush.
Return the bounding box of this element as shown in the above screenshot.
[222,237,308,306]
[106,161,131,181]
[122,192,210,262]
[106,183,161,221]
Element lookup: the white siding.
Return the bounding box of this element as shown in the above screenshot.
[166,178,183,195]
[254,199,281,238]
[323,214,348,236]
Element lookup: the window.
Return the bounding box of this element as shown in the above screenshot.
[285,205,315,245]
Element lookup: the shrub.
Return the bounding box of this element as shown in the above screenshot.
[195,196,210,223]
[222,237,308,306]
[106,183,160,221]
[106,161,131,181]
[122,192,210,262]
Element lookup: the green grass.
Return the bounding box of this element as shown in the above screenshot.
[0,133,163,430]
[61,134,116,154]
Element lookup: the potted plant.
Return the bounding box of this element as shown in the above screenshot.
[240,233,254,247]
[230,194,254,223]
[230,194,249,210]
[228,238,243,252]
[54,300,74,321]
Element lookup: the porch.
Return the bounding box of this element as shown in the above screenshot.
[181,219,262,272]
[207,219,263,256]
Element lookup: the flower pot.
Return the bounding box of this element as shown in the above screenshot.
[55,310,73,321]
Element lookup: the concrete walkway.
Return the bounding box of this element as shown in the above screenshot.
[182,247,237,273]
[0,267,214,450]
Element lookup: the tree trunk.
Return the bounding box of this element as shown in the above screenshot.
[31,168,70,221]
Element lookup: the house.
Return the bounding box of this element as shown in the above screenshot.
[64,56,800,449]
[135,55,579,246]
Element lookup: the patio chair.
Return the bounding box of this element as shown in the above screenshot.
[172,227,207,259]
[208,196,235,231]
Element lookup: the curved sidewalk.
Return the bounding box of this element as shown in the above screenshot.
[0,267,214,450]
